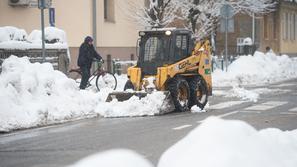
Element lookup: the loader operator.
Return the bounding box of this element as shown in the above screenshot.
[77,36,102,89]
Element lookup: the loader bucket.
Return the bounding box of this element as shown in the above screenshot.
[105,91,175,115]
[106,91,148,102]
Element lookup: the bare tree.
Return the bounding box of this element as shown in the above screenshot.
[126,0,276,38]
[180,0,277,40]
[126,0,179,29]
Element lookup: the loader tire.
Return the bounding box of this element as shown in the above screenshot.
[188,76,208,109]
[124,80,134,91]
[166,77,190,112]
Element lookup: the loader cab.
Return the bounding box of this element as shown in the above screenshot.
[138,28,194,75]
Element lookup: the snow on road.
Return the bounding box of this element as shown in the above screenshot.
[0,51,297,132]
[70,118,297,167]
[70,149,153,167]
[212,52,297,101]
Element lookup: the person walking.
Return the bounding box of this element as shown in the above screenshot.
[77,36,102,89]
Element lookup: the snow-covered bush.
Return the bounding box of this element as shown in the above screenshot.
[27,27,67,44]
[0,26,27,42]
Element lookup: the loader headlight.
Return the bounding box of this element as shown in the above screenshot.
[139,31,146,36]
[165,30,172,36]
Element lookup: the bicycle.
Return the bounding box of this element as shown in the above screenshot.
[69,60,117,91]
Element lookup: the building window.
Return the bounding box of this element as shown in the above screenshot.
[264,15,268,39]
[286,12,289,40]
[104,0,115,22]
[290,13,294,40]
[273,12,277,39]
[294,13,297,40]
[292,13,296,41]
[145,0,150,8]
[282,13,286,40]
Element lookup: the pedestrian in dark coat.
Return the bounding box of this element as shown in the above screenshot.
[77,36,102,89]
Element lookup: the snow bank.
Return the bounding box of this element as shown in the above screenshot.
[0,56,171,131]
[0,56,100,132]
[158,117,297,167]
[70,118,297,167]
[96,91,167,117]
[70,149,153,167]
[227,86,259,102]
[213,52,297,87]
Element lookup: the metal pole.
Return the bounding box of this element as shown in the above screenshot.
[252,13,255,44]
[92,0,98,71]
[92,0,97,49]
[225,17,228,72]
[41,5,46,62]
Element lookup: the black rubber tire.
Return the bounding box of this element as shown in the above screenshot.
[124,80,134,91]
[95,72,117,91]
[188,76,208,109]
[166,77,190,112]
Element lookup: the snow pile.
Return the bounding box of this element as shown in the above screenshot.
[0,26,68,49]
[191,103,209,113]
[0,56,174,131]
[0,56,100,132]
[70,149,153,167]
[227,86,259,102]
[70,118,297,167]
[213,52,297,87]
[158,117,297,167]
[96,91,167,117]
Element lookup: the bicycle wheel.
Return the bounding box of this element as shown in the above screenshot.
[95,72,117,91]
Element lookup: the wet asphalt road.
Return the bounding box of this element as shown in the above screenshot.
[0,79,296,167]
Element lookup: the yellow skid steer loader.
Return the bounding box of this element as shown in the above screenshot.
[106,28,212,114]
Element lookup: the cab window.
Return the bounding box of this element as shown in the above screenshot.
[174,35,188,61]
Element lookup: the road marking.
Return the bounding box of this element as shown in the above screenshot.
[272,83,295,88]
[244,101,288,111]
[172,124,192,130]
[281,112,297,115]
[209,101,245,110]
[197,111,240,124]
[289,107,297,112]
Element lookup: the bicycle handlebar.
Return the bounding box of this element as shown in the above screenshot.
[93,59,104,63]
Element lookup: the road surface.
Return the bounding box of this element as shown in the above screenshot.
[0,79,296,167]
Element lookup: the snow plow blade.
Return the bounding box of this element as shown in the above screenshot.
[105,91,175,115]
[106,91,148,102]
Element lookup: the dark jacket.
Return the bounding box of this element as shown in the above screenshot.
[77,42,102,68]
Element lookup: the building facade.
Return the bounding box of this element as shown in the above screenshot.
[0,0,142,68]
[216,0,297,57]
[261,0,297,56]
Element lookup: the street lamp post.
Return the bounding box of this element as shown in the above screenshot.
[41,4,46,62]
[38,0,51,62]
[220,4,234,72]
